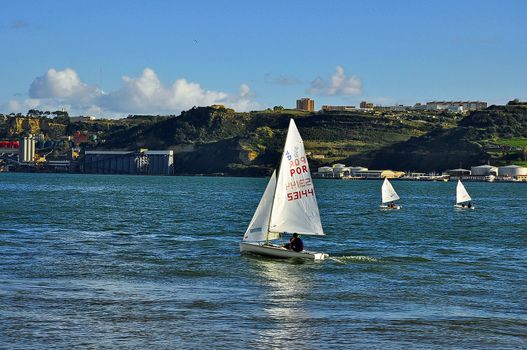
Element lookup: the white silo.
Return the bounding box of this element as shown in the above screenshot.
[18,136,35,163]
[317,166,333,173]
[471,165,498,176]
[498,165,527,177]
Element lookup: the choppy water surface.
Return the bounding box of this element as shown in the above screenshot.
[1,173,526,349]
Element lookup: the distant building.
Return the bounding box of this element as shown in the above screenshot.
[321,105,356,112]
[313,164,404,179]
[471,165,498,176]
[360,101,374,109]
[498,165,527,178]
[445,168,471,176]
[374,105,411,111]
[296,98,315,112]
[70,116,96,122]
[425,101,487,111]
[83,150,174,175]
[354,169,405,179]
[73,131,89,145]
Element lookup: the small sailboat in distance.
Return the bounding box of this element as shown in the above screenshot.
[239,119,328,260]
[380,178,401,210]
[455,179,474,209]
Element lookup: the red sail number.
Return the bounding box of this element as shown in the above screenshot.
[287,188,314,201]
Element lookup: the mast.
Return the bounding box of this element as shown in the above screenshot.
[265,123,288,243]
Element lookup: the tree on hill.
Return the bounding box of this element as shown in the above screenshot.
[507,99,527,106]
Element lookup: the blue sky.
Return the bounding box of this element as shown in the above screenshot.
[1,0,525,117]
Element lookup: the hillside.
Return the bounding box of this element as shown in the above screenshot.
[96,107,452,175]
[345,102,527,171]
[3,102,526,175]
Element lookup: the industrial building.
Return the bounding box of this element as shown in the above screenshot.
[445,168,471,177]
[314,164,404,179]
[497,165,527,181]
[19,136,36,163]
[83,150,174,175]
[354,169,405,179]
[471,165,498,176]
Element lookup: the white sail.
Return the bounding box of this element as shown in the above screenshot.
[269,119,324,236]
[243,171,279,242]
[456,180,471,204]
[381,178,400,204]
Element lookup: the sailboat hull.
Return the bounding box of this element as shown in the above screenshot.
[454,204,475,210]
[239,241,328,260]
[380,204,401,210]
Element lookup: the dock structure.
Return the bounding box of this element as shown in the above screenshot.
[83,150,174,175]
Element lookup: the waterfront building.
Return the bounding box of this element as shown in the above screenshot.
[355,169,405,179]
[446,167,497,182]
[350,166,368,175]
[445,168,471,176]
[332,164,351,178]
[314,164,364,178]
[471,165,498,176]
[83,150,174,175]
[498,165,527,178]
[296,98,315,112]
[316,166,334,178]
[314,164,403,179]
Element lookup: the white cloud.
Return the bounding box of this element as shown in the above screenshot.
[2,98,40,113]
[10,67,257,117]
[100,68,255,114]
[29,68,101,100]
[309,65,362,96]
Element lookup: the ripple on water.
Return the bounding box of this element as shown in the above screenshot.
[1,174,526,348]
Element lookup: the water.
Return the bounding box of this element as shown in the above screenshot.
[1,173,526,349]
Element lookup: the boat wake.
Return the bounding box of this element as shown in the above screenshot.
[330,255,379,264]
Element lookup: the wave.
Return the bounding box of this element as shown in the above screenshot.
[330,255,379,264]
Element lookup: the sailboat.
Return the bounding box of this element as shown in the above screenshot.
[239,119,328,260]
[380,178,401,210]
[455,179,474,209]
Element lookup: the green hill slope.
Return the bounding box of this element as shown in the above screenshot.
[345,103,527,171]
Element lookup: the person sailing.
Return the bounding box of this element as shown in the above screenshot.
[284,233,304,252]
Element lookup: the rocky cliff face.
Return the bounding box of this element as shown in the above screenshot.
[8,117,41,135]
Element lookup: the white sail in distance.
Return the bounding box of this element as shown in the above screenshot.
[269,119,324,236]
[243,171,279,242]
[381,178,400,204]
[456,180,472,204]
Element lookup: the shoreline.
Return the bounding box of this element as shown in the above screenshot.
[1,169,526,183]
